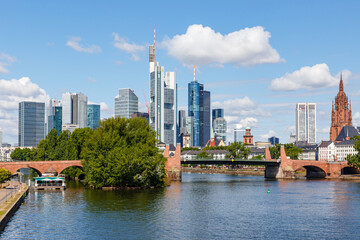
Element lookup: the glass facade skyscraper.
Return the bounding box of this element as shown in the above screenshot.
[62,92,88,128]
[87,104,101,129]
[212,108,226,142]
[296,103,316,144]
[114,89,138,119]
[18,101,45,147]
[149,45,177,145]
[48,106,62,135]
[188,81,210,147]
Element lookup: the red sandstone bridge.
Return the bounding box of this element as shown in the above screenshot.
[0,145,357,180]
[0,160,83,176]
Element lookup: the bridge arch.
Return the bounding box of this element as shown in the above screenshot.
[341,166,360,175]
[302,165,327,179]
[14,166,42,176]
[58,164,83,175]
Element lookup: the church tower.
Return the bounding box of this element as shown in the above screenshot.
[330,73,352,141]
[243,126,254,145]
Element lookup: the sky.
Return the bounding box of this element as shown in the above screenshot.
[1,0,360,145]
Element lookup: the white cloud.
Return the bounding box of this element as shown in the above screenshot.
[0,53,17,74]
[66,37,101,53]
[113,33,145,61]
[161,24,283,67]
[261,130,276,140]
[353,112,360,126]
[87,77,98,83]
[270,63,351,91]
[212,97,270,117]
[0,77,49,143]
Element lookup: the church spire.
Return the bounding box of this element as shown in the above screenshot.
[339,72,344,92]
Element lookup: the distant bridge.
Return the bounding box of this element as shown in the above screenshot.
[181,159,279,166]
[0,160,83,175]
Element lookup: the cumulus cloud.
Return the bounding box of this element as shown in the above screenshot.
[270,63,351,91]
[66,37,101,53]
[0,77,49,143]
[0,53,17,74]
[87,77,98,83]
[161,24,283,67]
[261,130,276,140]
[113,33,146,61]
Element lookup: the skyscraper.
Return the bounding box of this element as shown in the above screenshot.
[48,99,62,135]
[0,129,2,147]
[62,92,88,128]
[330,74,352,141]
[87,104,101,129]
[114,88,138,119]
[19,101,45,147]
[212,108,226,142]
[149,43,177,145]
[213,118,227,142]
[296,103,316,144]
[188,70,211,147]
[234,128,243,143]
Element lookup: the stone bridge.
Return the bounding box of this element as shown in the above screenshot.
[264,146,351,178]
[0,160,83,175]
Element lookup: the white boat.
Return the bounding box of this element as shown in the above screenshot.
[34,176,66,190]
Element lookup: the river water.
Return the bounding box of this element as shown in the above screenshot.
[2,172,360,239]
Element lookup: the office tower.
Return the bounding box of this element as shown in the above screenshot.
[0,129,2,148]
[114,89,138,119]
[18,101,45,147]
[234,128,243,143]
[213,118,227,142]
[177,110,187,145]
[149,43,177,145]
[268,136,279,145]
[212,108,224,128]
[188,71,211,147]
[48,99,62,135]
[87,104,101,129]
[289,133,296,144]
[296,103,316,144]
[62,92,88,128]
[330,74,352,141]
[183,116,194,146]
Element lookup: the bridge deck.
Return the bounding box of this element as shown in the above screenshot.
[181,159,279,166]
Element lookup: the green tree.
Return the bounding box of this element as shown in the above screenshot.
[196,151,211,159]
[0,168,12,184]
[347,135,360,168]
[252,154,264,160]
[10,148,34,161]
[269,143,303,160]
[81,117,166,188]
[226,141,251,159]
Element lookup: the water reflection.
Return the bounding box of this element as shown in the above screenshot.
[1,174,360,239]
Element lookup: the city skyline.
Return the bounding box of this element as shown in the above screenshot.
[1,1,360,144]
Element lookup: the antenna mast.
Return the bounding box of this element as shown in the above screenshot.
[153,28,156,57]
[193,65,196,82]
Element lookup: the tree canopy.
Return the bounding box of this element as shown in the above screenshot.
[269,143,303,160]
[0,168,12,184]
[81,117,166,188]
[347,135,360,168]
[226,141,251,159]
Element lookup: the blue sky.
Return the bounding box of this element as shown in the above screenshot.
[1,0,360,145]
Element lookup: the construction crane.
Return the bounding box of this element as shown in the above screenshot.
[143,89,150,114]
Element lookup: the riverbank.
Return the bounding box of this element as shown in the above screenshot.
[182,167,265,176]
[0,183,28,231]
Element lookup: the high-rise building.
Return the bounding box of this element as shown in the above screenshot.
[48,99,62,135]
[289,133,296,144]
[178,110,187,145]
[188,73,210,147]
[212,109,224,127]
[132,112,149,122]
[87,104,101,129]
[183,116,194,146]
[234,128,243,143]
[213,118,227,143]
[62,92,88,128]
[149,43,177,145]
[212,109,226,142]
[18,101,45,147]
[114,89,138,119]
[296,103,316,144]
[0,129,2,147]
[330,74,352,141]
[268,136,280,145]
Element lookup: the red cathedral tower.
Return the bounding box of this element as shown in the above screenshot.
[330,73,352,141]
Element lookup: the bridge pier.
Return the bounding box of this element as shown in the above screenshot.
[164,144,181,181]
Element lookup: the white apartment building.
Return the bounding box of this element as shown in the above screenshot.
[318,140,357,162]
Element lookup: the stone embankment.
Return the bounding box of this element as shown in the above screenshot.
[0,182,29,231]
[182,167,264,176]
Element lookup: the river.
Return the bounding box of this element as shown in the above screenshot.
[1,172,360,239]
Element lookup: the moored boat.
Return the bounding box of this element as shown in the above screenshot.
[34,176,66,190]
